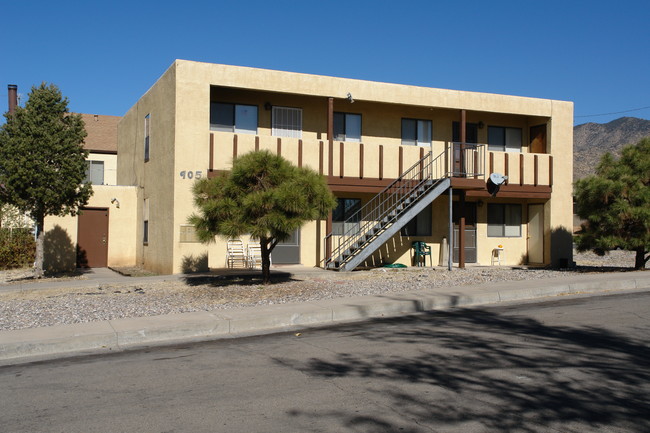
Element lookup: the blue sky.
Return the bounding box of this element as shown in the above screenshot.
[2,0,649,125]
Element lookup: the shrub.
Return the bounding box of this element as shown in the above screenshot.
[0,228,36,269]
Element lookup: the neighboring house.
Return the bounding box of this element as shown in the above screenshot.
[43,113,138,271]
[117,60,574,274]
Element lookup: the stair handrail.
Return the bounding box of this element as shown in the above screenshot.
[326,149,448,267]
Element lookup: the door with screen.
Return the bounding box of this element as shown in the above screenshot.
[452,202,477,263]
[272,229,300,264]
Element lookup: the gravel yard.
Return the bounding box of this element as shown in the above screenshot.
[0,249,646,331]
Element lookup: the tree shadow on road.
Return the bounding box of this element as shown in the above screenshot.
[277,301,650,432]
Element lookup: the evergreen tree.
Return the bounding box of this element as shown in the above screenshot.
[574,138,650,269]
[0,83,92,277]
[190,150,336,283]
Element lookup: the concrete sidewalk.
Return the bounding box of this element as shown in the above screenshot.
[1,269,649,366]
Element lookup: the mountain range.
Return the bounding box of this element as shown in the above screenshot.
[573,117,650,181]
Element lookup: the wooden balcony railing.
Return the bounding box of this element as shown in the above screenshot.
[207,132,553,188]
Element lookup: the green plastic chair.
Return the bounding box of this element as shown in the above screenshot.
[412,241,432,267]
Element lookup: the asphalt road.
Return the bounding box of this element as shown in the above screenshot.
[2,291,649,433]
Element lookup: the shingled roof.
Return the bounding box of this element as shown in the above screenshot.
[80,113,120,153]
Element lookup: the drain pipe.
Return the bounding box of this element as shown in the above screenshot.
[8,84,18,115]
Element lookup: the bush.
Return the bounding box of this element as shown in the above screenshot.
[0,228,36,269]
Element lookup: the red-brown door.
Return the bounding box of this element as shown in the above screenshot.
[77,208,109,268]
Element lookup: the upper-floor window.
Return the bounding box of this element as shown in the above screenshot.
[210,102,258,134]
[144,114,150,162]
[334,112,361,142]
[487,203,522,237]
[84,160,104,185]
[272,106,302,138]
[402,118,431,146]
[488,126,522,152]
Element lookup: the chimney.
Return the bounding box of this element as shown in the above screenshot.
[8,84,17,115]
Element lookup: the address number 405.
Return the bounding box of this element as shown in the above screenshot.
[179,170,203,180]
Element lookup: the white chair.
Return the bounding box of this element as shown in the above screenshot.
[226,239,247,268]
[246,242,271,269]
[247,243,262,269]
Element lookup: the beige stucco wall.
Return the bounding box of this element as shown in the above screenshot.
[43,185,139,272]
[118,64,178,274]
[547,100,574,266]
[180,60,557,117]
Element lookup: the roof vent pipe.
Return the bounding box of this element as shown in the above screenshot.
[8,84,18,115]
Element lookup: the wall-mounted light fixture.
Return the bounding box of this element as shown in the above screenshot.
[478,121,485,129]
[347,93,354,103]
[264,102,272,111]
[110,198,120,209]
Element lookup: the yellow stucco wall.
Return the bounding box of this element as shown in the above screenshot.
[118,64,178,274]
[43,185,139,272]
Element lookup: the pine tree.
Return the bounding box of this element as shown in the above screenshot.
[574,137,650,269]
[0,83,92,277]
[190,150,336,283]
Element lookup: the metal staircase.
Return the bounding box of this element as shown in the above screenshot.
[324,149,451,271]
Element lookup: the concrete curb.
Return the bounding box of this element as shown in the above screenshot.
[1,272,649,365]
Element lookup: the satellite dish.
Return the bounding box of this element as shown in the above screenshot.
[487,173,508,197]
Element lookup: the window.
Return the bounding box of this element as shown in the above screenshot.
[488,126,522,152]
[144,114,150,162]
[84,160,104,185]
[272,106,302,138]
[143,198,150,245]
[210,103,258,134]
[487,204,522,237]
[402,118,432,146]
[334,112,361,142]
[401,205,432,236]
[332,198,361,235]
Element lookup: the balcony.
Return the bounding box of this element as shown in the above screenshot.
[207,132,552,197]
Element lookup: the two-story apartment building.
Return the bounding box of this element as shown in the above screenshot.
[117,60,573,274]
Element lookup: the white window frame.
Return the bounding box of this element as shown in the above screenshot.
[210,102,258,135]
[402,118,432,146]
[487,203,522,237]
[84,160,104,185]
[334,112,361,142]
[488,126,522,153]
[272,106,302,138]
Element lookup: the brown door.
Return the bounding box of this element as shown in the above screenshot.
[77,208,109,267]
[530,124,547,154]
